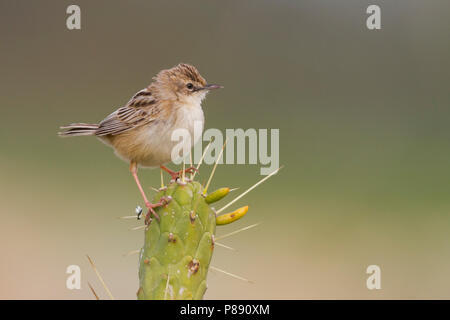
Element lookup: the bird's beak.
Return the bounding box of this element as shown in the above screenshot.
[202,84,223,90]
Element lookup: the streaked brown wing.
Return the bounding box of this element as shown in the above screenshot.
[95,88,159,136]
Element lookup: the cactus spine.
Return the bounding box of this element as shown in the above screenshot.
[137,180,247,300]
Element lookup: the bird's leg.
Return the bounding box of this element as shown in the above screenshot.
[160,165,198,181]
[130,162,163,223]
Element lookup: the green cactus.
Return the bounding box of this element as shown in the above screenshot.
[137,180,244,300]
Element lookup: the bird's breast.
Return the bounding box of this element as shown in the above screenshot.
[125,103,204,167]
[175,102,205,141]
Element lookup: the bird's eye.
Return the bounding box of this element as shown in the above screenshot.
[186,83,194,90]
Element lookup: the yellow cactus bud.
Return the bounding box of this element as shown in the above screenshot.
[205,187,230,204]
[216,206,249,225]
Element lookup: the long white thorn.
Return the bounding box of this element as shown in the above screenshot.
[203,139,227,194]
[164,274,170,300]
[216,167,282,214]
[182,158,186,183]
[129,225,146,231]
[192,139,213,179]
[215,223,260,241]
[215,242,236,251]
[123,249,140,257]
[118,215,139,220]
[210,266,253,283]
[87,282,100,300]
[86,255,114,300]
[189,151,193,180]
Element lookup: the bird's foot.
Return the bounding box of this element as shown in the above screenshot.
[144,196,171,225]
[160,165,198,181]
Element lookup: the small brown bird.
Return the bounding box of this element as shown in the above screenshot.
[59,63,222,222]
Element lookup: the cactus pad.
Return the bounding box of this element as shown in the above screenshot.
[137,180,216,300]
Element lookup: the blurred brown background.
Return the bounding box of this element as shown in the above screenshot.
[1,0,450,299]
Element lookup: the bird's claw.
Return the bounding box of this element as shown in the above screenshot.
[143,196,172,225]
[161,165,199,181]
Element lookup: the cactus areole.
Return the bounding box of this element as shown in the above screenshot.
[137,180,217,300]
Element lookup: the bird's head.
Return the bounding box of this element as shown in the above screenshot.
[152,63,222,104]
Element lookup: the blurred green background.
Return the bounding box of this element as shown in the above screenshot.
[1,0,450,299]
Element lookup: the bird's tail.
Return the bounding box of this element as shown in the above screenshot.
[58,123,99,137]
